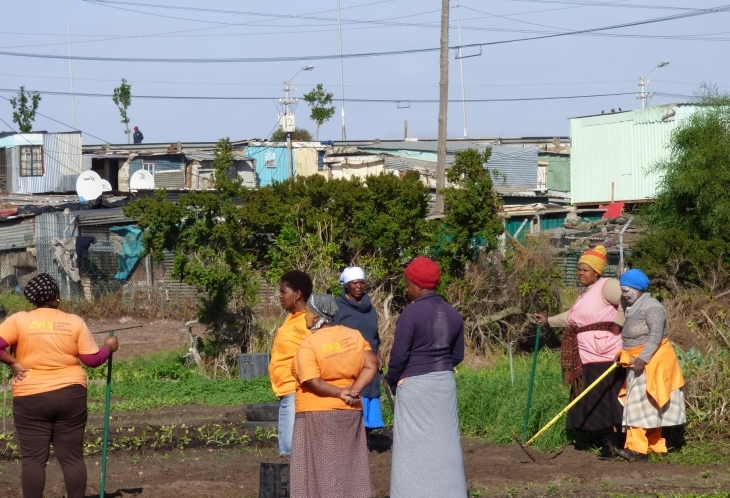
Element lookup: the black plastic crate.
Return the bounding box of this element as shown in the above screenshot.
[259,462,289,498]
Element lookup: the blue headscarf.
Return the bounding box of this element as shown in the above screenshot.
[619,269,650,291]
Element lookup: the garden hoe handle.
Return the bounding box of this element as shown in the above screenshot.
[100,331,114,498]
[521,324,541,443]
[525,362,618,447]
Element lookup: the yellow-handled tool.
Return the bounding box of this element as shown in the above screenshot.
[525,362,618,447]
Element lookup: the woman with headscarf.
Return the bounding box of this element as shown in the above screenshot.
[333,266,384,431]
[290,293,378,498]
[615,269,685,462]
[0,273,118,498]
[269,270,314,456]
[385,257,467,498]
[535,245,626,459]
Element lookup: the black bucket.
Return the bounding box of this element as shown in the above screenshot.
[238,353,270,379]
[259,462,289,498]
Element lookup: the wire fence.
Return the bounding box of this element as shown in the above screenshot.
[557,249,627,287]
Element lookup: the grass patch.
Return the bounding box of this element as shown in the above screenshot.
[0,293,32,315]
[85,349,276,412]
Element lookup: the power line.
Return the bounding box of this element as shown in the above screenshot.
[1,4,728,64]
[0,87,663,103]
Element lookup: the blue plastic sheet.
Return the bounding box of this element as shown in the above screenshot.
[109,225,143,280]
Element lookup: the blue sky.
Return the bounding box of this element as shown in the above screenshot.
[0,1,726,144]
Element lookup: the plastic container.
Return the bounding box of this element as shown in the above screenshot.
[259,462,289,498]
[238,353,270,379]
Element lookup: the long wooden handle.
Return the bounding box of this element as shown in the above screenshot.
[525,362,618,447]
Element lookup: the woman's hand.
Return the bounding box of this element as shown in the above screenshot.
[104,336,119,353]
[632,358,646,376]
[10,362,30,382]
[339,387,361,406]
[534,313,549,327]
[610,323,622,335]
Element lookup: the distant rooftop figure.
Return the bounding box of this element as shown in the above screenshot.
[133,126,144,144]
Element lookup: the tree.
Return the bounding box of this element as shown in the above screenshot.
[438,148,504,275]
[303,84,335,141]
[271,127,312,142]
[9,86,41,133]
[112,79,132,144]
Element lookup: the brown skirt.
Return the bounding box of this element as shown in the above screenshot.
[567,361,626,431]
[290,410,374,498]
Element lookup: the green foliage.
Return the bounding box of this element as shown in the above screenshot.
[271,127,313,142]
[303,83,336,140]
[0,293,32,315]
[125,138,258,355]
[112,78,132,142]
[9,86,41,133]
[438,148,504,274]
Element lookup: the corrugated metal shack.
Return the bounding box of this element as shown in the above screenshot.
[570,103,697,205]
[0,132,82,194]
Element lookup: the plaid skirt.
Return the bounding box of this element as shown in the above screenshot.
[623,369,686,429]
[567,361,626,431]
[290,410,374,498]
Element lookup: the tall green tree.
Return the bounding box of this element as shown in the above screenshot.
[9,86,41,133]
[303,84,335,141]
[112,79,132,144]
[438,148,504,275]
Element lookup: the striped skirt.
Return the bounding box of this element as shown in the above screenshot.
[290,410,374,498]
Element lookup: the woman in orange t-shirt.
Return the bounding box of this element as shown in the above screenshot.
[290,293,377,498]
[268,270,313,456]
[0,273,118,498]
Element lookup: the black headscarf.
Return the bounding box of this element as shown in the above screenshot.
[23,273,60,307]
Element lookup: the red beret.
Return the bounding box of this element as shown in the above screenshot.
[404,257,440,290]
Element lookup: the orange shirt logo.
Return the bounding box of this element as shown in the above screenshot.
[322,341,342,353]
[28,321,53,331]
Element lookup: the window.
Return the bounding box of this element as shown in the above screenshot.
[317,151,326,171]
[143,162,156,175]
[20,145,43,176]
[264,151,276,168]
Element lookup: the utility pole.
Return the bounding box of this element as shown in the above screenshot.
[337,0,347,141]
[636,60,670,109]
[434,0,450,215]
[66,0,76,129]
[279,66,314,178]
[456,0,467,139]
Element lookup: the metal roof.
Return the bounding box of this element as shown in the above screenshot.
[71,207,137,226]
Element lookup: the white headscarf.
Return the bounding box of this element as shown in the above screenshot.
[339,266,366,285]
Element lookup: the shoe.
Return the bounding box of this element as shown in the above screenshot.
[615,448,648,462]
[597,444,617,460]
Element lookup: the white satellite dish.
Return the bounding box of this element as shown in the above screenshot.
[129,169,155,192]
[76,170,104,202]
[101,179,113,192]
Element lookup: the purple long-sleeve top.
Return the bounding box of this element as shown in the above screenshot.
[385,293,464,390]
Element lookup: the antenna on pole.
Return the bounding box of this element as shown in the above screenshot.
[337,0,347,141]
[456,0,467,139]
[65,0,76,129]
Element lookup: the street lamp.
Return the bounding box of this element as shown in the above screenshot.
[636,60,670,108]
[279,66,315,177]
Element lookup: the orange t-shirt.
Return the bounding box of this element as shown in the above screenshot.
[268,311,310,397]
[0,308,99,397]
[292,325,372,413]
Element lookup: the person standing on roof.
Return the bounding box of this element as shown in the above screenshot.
[133,126,144,144]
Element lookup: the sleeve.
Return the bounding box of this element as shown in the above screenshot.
[638,305,667,363]
[602,279,626,326]
[451,320,465,368]
[362,337,372,352]
[79,348,110,367]
[76,318,100,355]
[0,314,20,347]
[294,341,321,383]
[548,311,569,329]
[384,311,415,388]
[0,336,9,358]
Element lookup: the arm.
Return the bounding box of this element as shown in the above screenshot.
[303,378,354,403]
[535,311,568,329]
[451,322,465,368]
[602,278,626,327]
[636,305,666,366]
[350,350,378,396]
[384,312,415,388]
[0,337,30,381]
[79,337,118,368]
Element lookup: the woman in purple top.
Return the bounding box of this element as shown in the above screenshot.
[385,257,467,498]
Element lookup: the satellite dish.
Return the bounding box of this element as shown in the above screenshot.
[101,179,113,192]
[130,169,155,192]
[76,170,104,202]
